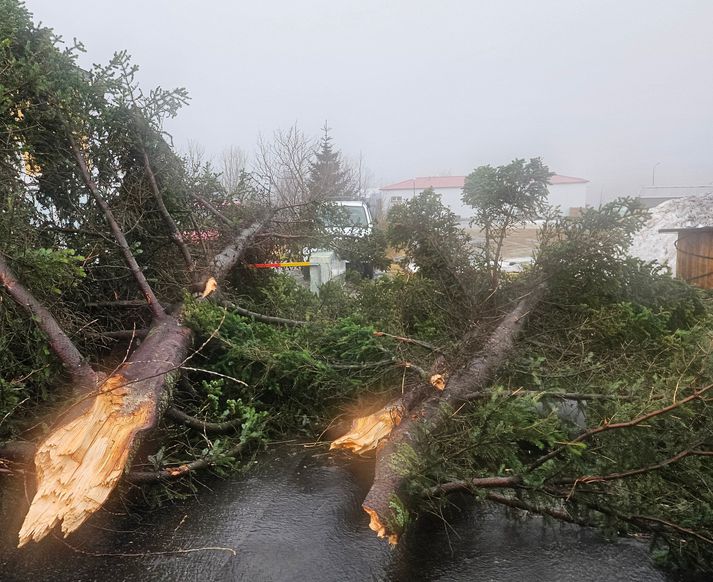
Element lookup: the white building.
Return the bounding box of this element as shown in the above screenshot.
[636,185,713,209]
[379,174,589,219]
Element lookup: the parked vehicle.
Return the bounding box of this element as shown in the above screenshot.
[305,200,375,291]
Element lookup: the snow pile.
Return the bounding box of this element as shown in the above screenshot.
[630,194,713,272]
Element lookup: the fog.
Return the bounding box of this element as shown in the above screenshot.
[22,0,713,203]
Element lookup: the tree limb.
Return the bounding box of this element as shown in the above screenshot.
[485,492,589,527]
[69,134,165,320]
[428,475,522,495]
[557,448,713,486]
[189,192,235,227]
[528,384,713,472]
[165,406,243,433]
[0,253,97,392]
[127,440,247,483]
[220,299,307,326]
[142,149,194,273]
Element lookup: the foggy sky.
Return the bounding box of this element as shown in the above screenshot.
[22,0,713,203]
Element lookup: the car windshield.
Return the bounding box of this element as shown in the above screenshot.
[342,206,368,226]
[322,205,368,228]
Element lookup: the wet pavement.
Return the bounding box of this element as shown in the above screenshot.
[0,445,671,581]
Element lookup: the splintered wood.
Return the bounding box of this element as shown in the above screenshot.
[18,373,154,546]
[330,404,403,455]
[363,506,398,545]
[16,318,191,546]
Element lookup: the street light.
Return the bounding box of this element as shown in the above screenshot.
[652,162,661,186]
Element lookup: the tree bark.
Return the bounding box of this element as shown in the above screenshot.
[361,284,546,542]
[15,217,267,546]
[0,254,98,393]
[18,317,192,546]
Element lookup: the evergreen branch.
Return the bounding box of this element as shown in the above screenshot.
[428,475,522,495]
[189,192,235,227]
[485,492,590,527]
[557,448,712,486]
[528,384,713,472]
[165,406,243,433]
[68,134,165,320]
[142,149,194,274]
[127,440,248,483]
[0,253,97,391]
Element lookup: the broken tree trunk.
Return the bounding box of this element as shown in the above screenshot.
[330,371,445,455]
[18,316,192,546]
[359,284,546,543]
[13,214,267,546]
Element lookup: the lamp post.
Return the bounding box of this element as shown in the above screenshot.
[652,162,661,186]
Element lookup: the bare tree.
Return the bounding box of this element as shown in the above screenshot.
[349,151,375,199]
[183,139,208,176]
[219,144,248,196]
[252,124,317,208]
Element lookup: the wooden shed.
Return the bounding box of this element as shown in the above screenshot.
[659,227,713,289]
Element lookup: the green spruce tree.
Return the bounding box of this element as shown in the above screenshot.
[307,123,357,200]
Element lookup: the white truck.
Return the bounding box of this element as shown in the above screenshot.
[306,200,374,292]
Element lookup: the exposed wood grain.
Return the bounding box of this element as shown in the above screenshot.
[18,318,192,546]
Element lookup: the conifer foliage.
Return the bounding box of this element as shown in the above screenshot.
[307,123,358,201]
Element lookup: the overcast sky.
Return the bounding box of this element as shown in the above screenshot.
[23,0,713,202]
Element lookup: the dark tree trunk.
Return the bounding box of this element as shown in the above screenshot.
[362,285,546,542]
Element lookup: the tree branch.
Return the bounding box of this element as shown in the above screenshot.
[127,440,247,483]
[220,299,307,326]
[0,254,97,391]
[557,448,713,486]
[570,496,713,546]
[142,149,194,273]
[428,475,522,495]
[165,406,243,433]
[68,134,165,320]
[629,515,713,546]
[528,384,713,472]
[189,192,235,227]
[485,492,589,527]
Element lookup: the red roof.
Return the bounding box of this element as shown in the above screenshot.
[548,174,589,185]
[380,176,466,190]
[381,174,588,191]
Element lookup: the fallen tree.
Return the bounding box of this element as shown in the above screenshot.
[358,284,546,541]
[328,194,712,573]
[0,3,322,545]
[2,199,268,545]
[1,2,711,575]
